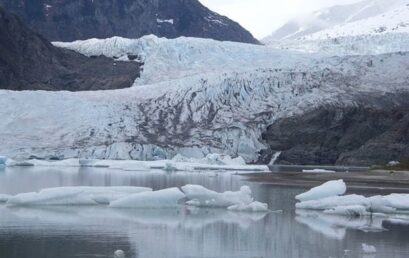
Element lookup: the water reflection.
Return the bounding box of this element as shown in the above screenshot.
[0,166,409,258]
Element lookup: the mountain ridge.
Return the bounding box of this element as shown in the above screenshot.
[0,0,259,44]
[0,7,140,91]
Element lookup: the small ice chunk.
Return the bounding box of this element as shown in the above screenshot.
[227,201,269,212]
[388,161,400,166]
[302,169,336,173]
[362,244,376,254]
[182,185,255,208]
[163,161,194,172]
[114,250,125,258]
[0,194,12,203]
[109,188,185,208]
[296,180,347,201]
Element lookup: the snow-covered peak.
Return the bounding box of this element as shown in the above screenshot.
[305,1,409,40]
[262,0,409,43]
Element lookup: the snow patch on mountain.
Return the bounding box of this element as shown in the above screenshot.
[264,0,409,55]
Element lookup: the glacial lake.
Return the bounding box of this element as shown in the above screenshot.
[0,166,409,258]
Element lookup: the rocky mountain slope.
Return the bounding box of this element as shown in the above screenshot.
[1,36,408,166]
[0,0,258,44]
[0,7,140,91]
[263,0,409,55]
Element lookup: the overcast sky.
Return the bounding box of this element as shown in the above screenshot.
[199,0,361,39]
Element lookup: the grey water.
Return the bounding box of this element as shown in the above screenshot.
[0,166,408,258]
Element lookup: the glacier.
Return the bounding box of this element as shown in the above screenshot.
[0,35,408,163]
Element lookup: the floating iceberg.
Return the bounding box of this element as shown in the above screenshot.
[295,180,346,201]
[227,201,269,212]
[302,169,336,173]
[296,194,369,210]
[182,185,268,212]
[7,186,152,206]
[109,188,185,208]
[182,185,253,207]
[4,184,267,212]
[296,180,409,216]
[362,244,377,254]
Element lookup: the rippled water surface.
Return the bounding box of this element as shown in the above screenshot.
[0,166,408,258]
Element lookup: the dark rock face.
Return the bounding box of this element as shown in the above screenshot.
[260,93,409,166]
[0,7,140,91]
[0,0,259,44]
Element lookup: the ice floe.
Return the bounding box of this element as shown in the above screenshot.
[7,186,152,206]
[182,185,269,212]
[362,244,377,254]
[296,180,409,216]
[3,185,267,212]
[5,154,269,172]
[109,188,185,208]
[302,169,336,173]
[295,179,346,201]
[227,201,269,212]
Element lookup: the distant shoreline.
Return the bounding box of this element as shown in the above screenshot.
[242,170,409,194]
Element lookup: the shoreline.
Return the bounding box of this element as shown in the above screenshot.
[242,170,409,194]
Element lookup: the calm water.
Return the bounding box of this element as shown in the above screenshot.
[0,166,408,258]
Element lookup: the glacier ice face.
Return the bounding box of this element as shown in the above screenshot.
[295,180,347,201]
[109,188,186,208]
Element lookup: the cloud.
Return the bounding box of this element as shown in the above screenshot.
[199,0,362,38]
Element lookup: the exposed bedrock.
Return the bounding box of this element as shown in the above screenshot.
[260,93,409,166]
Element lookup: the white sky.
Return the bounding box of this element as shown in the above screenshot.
[199,0,361,39]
